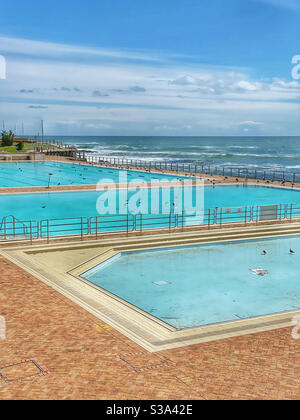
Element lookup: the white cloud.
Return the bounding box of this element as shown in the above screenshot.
[0,36,167,63]
[169,75,198,85]
[235,81,259,91]
[271,78,300,89]
[1,36,300,135]
[239,121,263,126]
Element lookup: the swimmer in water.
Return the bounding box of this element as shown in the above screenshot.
[289,249,295,255]
[262,250,267,255]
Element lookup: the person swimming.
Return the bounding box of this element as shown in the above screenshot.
[289,249,295,254]
[262,250,267,255]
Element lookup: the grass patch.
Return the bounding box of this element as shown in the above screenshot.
[0,142,33,154]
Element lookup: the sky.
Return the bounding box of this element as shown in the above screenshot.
[0,0,299,136]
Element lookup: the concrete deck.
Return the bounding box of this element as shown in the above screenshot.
[0,253,299,399]
[2,225,300,355]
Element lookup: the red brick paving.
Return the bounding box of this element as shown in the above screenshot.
[0,256,299,400]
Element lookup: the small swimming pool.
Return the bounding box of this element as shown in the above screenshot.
[82,235,300,329]
[0,161,187,188]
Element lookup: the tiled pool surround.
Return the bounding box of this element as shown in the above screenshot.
[2,225,300,352]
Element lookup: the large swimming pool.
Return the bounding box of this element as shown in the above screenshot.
[1,185,300,221]
[0,161,187,188]
[1,185,300,237]
[83,235,300,329]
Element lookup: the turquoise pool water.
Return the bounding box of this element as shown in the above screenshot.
[1,185,300,237]
[0,161,187,188]
[83,236,300,329]
[1,185,300,222]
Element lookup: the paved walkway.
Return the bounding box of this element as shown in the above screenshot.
[0,256,299,400]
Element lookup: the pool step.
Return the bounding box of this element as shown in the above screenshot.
[109,222,300,245]
[14,222,300,254]
[109,224,300,251]
[121,224,300,243]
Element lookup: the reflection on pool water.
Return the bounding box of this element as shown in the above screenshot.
[83,235,300,329]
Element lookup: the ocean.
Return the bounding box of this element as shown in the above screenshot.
[43,136,300,174]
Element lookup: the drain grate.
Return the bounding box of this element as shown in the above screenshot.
[0,360,46,383]
[120,351,169,372]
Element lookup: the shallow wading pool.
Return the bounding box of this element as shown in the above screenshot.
[82,235,300,329]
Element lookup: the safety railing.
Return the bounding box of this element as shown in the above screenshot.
[0,215,39,244]
[1,202,300,244]
[40,217,90,242]
[89,155,300,184]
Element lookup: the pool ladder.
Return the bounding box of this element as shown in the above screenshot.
[0,215,32,240]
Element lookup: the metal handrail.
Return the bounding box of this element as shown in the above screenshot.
[1,201,300,243]
[40,216,90,243]
[0,215,31,236]
[91,155,300,184]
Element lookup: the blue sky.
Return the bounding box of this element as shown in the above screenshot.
[0,0,299,136]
